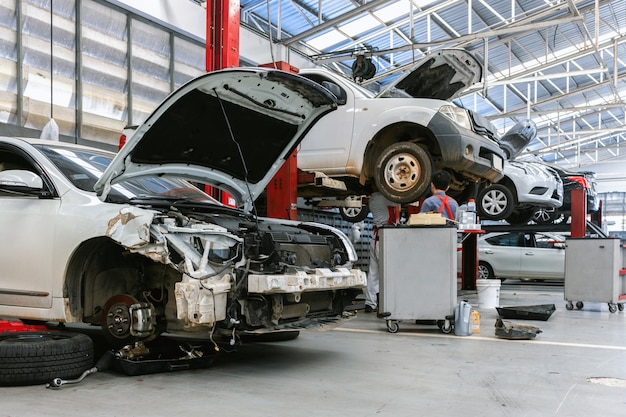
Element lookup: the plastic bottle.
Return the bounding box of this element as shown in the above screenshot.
[471,309,481,334]
[467,199,477,225]
[455,203,468,227]
[454,301,472,336]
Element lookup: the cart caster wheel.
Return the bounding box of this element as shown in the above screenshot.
[566,302,574,310]
[618,303,624,312]
[576,301,584,310]
[441,320,453,334]
[386,321,399,333]
[608,304,617,313]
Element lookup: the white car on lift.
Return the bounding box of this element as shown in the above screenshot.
[0,68,366,351]
[295,49,525,208]
[476,160,564,225]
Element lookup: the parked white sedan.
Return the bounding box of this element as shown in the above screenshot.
[0,68,366,348]
[474,231,566,281]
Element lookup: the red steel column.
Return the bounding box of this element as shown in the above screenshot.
[206,0,240,71]
[204,0,240,206]
[259,62,299,220]
[570,188,587,238]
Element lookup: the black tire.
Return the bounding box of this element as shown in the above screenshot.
[478,261,496,280]
[477,184,515,220]
[339,195,369,223]
[374,142,432,204]
[0,331,93,386]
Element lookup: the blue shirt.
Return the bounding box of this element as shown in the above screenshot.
[420,191,459,220]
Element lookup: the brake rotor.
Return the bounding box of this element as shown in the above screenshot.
[101,294,139,342]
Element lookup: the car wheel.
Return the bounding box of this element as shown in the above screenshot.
[374,142,432,204]
[477,184,515,220]
[339,195,369,223]
[532,207,558,224]
[0,331,93,386]
[478,261,495,280]
[506,208,535,226]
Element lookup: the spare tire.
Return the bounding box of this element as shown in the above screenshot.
[0,331,94,386]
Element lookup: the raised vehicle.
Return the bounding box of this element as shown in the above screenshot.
[532,165,599,224]
[476,160,563,225]
[0,68,366,348]
[296,49,532,206]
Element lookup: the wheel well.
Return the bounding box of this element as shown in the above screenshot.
[482,177,519,206]
[64,237,179,325]
[499,177,519,205]
[362,122,438,179]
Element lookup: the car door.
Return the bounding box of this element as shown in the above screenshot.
[479,233,523,278]
[296,72,355,174]
[519,232,565,280]
[0,144,59,309]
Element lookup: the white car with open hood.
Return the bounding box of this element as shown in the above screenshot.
[0,68,366,347]
[295,49,533,207]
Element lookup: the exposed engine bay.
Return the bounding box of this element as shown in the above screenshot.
[104,203,366,346]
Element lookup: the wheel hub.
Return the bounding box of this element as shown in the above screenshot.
[482,190,508,216]
[102,294,138,340]
[384,153,421,192]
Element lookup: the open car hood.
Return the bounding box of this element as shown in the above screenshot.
[94,68,338,211]
[376,48,482,99]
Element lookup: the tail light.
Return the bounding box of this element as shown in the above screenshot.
[567,175,589,189]
[118,134,127,150]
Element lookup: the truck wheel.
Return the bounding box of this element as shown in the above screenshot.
[0,331,93,386]
[374,142,432,204]
[477,184,515,220]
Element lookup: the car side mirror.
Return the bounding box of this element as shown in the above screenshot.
[321,81,347,105]
[0,169,44,190]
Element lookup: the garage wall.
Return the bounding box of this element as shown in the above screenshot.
[0,0,319,147]
[0,0,206,147]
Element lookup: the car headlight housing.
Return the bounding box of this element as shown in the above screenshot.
[438,105,473,131]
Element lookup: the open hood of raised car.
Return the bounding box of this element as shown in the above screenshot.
[94,68,338,211]
[376,48,482,100]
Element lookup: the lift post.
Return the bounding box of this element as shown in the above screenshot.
[570,188,587,238]
[259,62,300,220]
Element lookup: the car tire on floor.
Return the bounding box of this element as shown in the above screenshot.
[0,331,94,386]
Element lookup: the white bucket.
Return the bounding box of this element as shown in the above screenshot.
[476,279,500,308]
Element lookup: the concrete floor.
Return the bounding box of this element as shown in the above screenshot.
[2,281,626,417]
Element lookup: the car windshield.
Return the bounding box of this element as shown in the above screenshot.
[35,144,220,204]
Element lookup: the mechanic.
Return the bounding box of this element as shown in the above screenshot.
[419,170,459,221]
[364,186,400,313]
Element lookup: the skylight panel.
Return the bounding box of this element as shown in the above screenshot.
[306,29,350,50]
[339,15,380,37]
